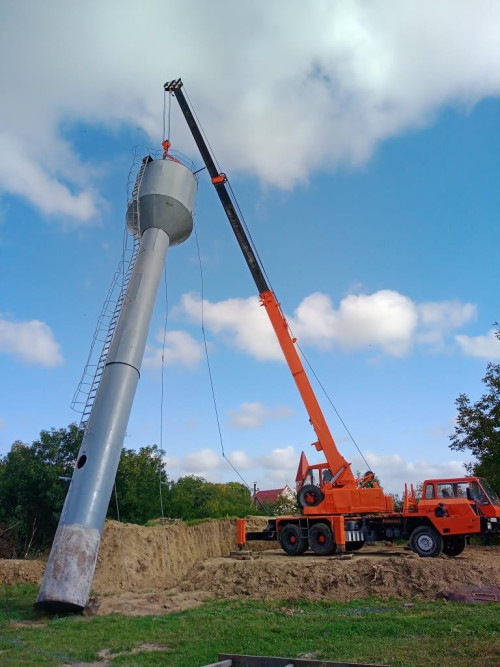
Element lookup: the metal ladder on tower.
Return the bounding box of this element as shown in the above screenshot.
[72,155,150,432]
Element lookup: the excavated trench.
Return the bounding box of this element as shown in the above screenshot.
[0,518,498,616]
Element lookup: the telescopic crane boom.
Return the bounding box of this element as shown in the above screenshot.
[164,78,355,490]
[164,79,500,558]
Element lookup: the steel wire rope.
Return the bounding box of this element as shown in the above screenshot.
[181,84,274,514]
[157,91,174,523]
[158,264,169,520]
[163,89,172,143]
[294,339,371,471]
[152,263,171,570]
[183,87,223,173]
[225,182,370,471]
[193,224,272,516]
[113,482,131,587]
[179,92,368,475]
[183,86,273,293]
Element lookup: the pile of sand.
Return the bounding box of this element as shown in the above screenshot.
[0,559,45,586]
[93,518,241,593]
[177,547,500,602]
[0,517,271,593]
[1,518,498,617]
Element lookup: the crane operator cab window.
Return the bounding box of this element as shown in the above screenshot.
[468,479,498,506]
[322,468,333,484]
[437,484,453,499]
[424,485,435,499]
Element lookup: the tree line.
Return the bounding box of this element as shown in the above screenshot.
[0,424,260,557]
[449,328,500,492]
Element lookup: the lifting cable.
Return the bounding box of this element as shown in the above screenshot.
[158,89,172,522]
[183,87,274,295]
[163,88,172,144]
[182,83,370,474]
[163,87,271,514]
[193,224,272,516]
[295,339,370,471]
[158,264,169,520]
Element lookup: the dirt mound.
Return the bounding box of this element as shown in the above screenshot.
[0,517,270,594]
[1,518,498,617]
[97,545,500,615]
[0,559,45,586]
[93,518,242,593]
[177,547,500,603]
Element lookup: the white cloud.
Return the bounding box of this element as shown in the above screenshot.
[256,446,298,472]
[3,2,500,221]
[179,290,476,359]
[226,450,253,470]
[172,443,469,496]
[351,451,467,496]
[180,293,281,361]
[292,290,418,356]
[228,402,292,429]
[417,300,477,346]
[163,455,180,469]
[143,329,203,369]
[0,134,98,224]
[0,316,63,366]
[455,329,500,359]
[182,448,222,474]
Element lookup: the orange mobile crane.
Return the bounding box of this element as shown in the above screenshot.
[165,79,500,557]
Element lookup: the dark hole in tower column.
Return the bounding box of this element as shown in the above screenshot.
[77,454,87,469]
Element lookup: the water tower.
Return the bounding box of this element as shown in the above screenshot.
[36,154,197,612]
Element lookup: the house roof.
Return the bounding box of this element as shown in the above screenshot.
[253,487,288,504]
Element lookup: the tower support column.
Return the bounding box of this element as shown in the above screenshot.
[36,158,197,612]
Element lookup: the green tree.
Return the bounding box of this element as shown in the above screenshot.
[273,493,300,516]
[449,328,500,493]
[110,445,169,525]
[0,425,83,555]
[165,476,253,520]
[0,426,169,554]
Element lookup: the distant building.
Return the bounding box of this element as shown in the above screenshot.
[252,484,295,507]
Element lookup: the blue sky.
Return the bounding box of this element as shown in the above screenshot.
[1,1,500,496]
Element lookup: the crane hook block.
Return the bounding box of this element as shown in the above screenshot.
[211,173,227,185]
[164,78,183,92]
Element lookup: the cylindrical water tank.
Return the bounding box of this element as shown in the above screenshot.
[127,158,196,242]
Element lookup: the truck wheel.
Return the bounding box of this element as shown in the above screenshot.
[279,524,308,556]
[297,484,324,509]
[409,526,443,557]
[309,523,336,556]
[442,536,466,557]
[346,541,365,552]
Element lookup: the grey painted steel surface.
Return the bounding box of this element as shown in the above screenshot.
[36,158,197,612]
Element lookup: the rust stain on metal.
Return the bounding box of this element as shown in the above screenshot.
[441,585,500,603]
[36,524,100,610]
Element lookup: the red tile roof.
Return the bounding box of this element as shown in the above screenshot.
[253,487,288,504]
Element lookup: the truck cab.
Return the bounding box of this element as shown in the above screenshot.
[420,477,500,518]
[416,476,500,543]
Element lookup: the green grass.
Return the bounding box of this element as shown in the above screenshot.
[1,584,499,666]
